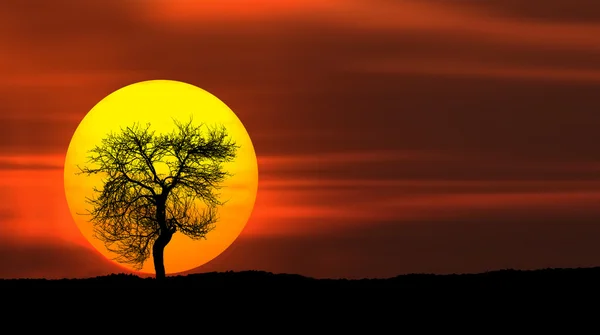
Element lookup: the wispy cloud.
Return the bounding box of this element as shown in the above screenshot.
[142,0,346,22]
[353,60,600,82]
[258,150,448,167]
[3,0,600,279]
[0,71,149,89]
[0,155,63,170]
[144,0,600,50]
[0,239,127,279]
[246,175,600,237]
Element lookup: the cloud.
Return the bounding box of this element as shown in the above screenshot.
[0,168,86,245]
[0,156,63,170]
[421,0,600,24]
[257,150,453,180]
[195,215,600,279]
[0,239,128,279]
[143,0,600,51]
[0,209,15,222]
[259,179,600,192]
[2,0,600,164]
[353,60,600,83]
[0,163,61,171]
[0,71,145,89]
[259,150,448,166]
[3,0,600,280]
[0,154,63,170]
[0,119,77,155]
[244,167,600,237]
[141,0,347,22]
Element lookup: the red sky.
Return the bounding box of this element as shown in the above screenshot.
[2,0,600,279]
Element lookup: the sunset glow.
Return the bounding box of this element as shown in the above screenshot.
[3,0,600,280]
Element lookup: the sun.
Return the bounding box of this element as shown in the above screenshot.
[63,79,258,275]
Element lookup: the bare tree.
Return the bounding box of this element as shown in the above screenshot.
[77,118,238,280]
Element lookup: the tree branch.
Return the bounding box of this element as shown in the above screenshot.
[76,117,238,269]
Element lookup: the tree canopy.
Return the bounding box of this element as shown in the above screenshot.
[77,118,238,273]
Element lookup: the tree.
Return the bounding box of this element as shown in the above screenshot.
[77,118,238,280]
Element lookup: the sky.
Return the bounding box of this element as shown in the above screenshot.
[2,0,600,279]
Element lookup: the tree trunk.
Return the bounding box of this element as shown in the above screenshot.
[153,196,171,281]
[153,231,173,281]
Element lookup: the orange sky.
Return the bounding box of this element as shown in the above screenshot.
[3,0,600,279]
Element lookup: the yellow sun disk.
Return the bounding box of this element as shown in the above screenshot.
[63,80,258,275]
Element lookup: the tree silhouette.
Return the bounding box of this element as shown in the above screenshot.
[77,118,238,280]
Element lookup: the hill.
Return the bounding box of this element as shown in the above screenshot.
[3,266,600,290]
[2,267,597,317]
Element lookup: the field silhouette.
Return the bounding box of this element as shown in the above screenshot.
[2,267,591,321]
[3,266,600,290]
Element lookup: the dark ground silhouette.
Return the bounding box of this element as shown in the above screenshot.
[2,267,595,321]
[4,266,600,291]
